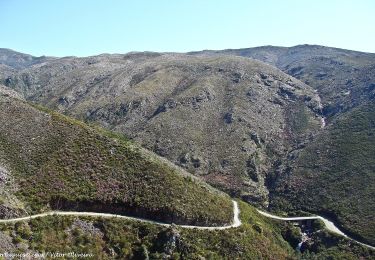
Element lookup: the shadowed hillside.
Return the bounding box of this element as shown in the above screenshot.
[191,45,375,246]
[271,101,375,245]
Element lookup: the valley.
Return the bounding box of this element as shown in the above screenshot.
[0,45,374,259]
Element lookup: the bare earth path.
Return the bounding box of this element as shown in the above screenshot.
[0,200,241,230]
[257,209,375,250]
[0,200,373,250]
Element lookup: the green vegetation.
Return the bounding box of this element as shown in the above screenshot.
[272,101,375,245]
[1,48,375,257]
[285,101,321,144]
[275,220,374,259]
[287,103,310,135]
[0,94,232,226]
[299,230,375,259]
[0,201,371,259]
[0,202,295,259]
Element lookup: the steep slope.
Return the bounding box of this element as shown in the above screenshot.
[1,48,374,256]
[0,86,233,226]
[0,87,305,258]
[191,44,375,117]
[190,45,375,246]
[0,64,15,79]
[1,54,323,206]
[271,101,375,245]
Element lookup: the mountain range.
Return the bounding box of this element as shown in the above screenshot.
[0,45,374,259]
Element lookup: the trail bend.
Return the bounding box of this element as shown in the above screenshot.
[257,209,375,250]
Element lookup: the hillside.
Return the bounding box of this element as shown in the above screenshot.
[190,45,375,246]
[0,48,54,69]
[1,53,323,206]
[1,201,373,259]
[1,47,374,253]
[191,44,375,118]
[271,100,375,245]
[0,201,298,259]
[0,86,233,226]
[0,86,302,258]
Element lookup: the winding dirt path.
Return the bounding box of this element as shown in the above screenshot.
[0,200,241,230]
[257,209,375,250]
[0,200,373,250]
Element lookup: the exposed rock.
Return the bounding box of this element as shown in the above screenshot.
[0,166,9,184]
[0,232,16,251]
[179,153,189,164]
[0,205,22,219]
[278,84,296,100]
[246,158,259,182]
[190,155,201,169]
[58,96,69,106]
[231,72,243,83]
[160,226,181,257]
[250,132,262,147]
[223,112,234,124]
[68,219,104,238]
[153,140,170,157]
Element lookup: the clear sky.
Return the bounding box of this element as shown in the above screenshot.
[1,0,374,57]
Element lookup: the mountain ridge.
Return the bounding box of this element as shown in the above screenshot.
[1,45,375,254]
[190,44,375,118]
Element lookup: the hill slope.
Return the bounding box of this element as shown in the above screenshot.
[1,53,323,206]
[191,45,375,246]
[271,100,375,245]
[0,48,54,69]
[191,44,375,117]
[0,202,298,259]
[0,47,375,256]
[0,86,233,226]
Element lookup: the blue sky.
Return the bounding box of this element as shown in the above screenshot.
[1,0,374,56]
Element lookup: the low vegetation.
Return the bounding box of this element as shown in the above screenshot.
[279,220,374,259]
[1,201,372,259]
[272,101,375,245]
[1,53,322,206]
[0,93,233,226]
[0,202,295,259]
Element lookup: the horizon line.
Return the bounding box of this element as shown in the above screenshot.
[2,43,375,59]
